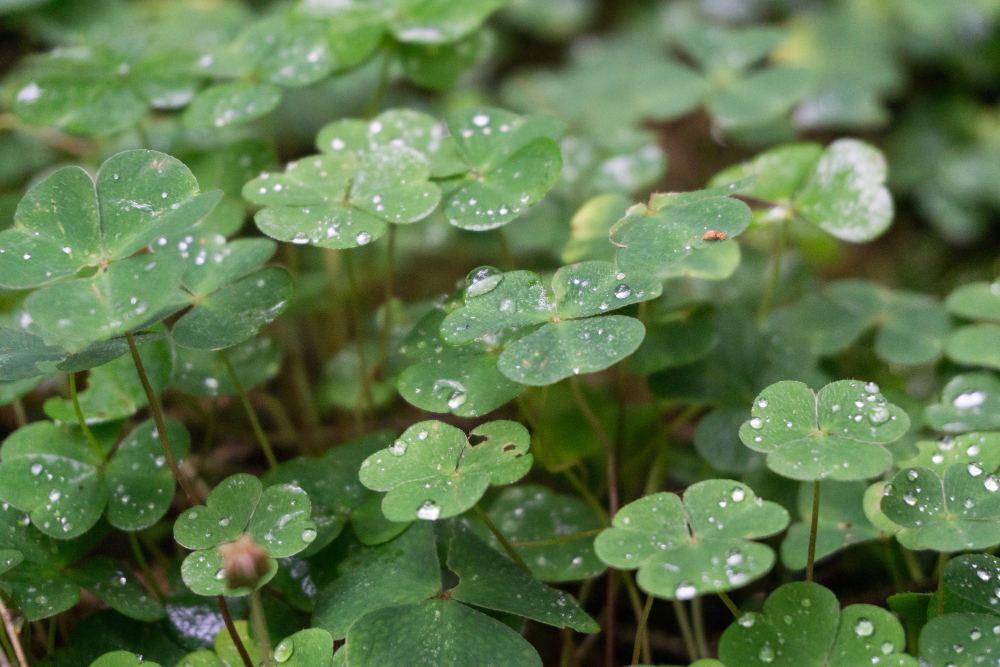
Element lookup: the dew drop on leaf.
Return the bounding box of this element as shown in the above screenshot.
[854,618,874,636]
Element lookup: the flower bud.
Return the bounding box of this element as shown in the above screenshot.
[217,534,270,590]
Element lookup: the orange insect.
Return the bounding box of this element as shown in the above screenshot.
[702,230,727,241]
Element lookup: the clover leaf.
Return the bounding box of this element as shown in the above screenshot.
[271,629,335,667]
[358,419,532,521]
[477,484,606,582]
[717,581,917,667]
[877,460,1000,551]
[947,281,1000,323]
[780,481,882,570]
[173,337,283,397]
[739,380,909,481]
[941,553,1000,616]
[924,373,1000,433]
[90,652,162,667]
[946,281,1000,370]
[175,473,316,596]
[594,480,788,600]
[902,433,1000,475]
[919,612,1000,667]
[183,82,282,130]
[0,417,189,537]
[711,139,893,242]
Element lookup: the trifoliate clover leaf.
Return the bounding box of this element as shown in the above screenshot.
[711,139,893,242]
[173,336,283,397]
[0,149,220,290]
[183,82,282,129]
[717,581,917,667]
[924,373,1000,433]
[442,106,563,230]
[175,473,316,596]
[396,309,526,416]
[243,144,440,249]
[942,553,1000,616]
[358,419,532,521]
[90,651,162,667]
[947,281,1000,323]
[780,481,882,570]
[594,480,788,600]
[0,417,190,536]
[902,433,1000,476]
[739,380,909,481]
[478,485,606,582]
[610,190,752,278]
[878,461,1000,551]
[919,612,1000,667]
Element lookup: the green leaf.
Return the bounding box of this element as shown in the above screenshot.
[919,613,1000,667]
[677,24,788,73]
[739,380,909,481]
[171,267,293,350]
[359,420,532,521]
[710,143,823,203]
[448,529,598,632]
[440,269,553,343]
[925,373,1000,433]
[0,327,65,381]
[443,107,563,230]
[272,629,333,667]
[551,261,661,319]
[612,196,752,278]
[630,310,717,375]
[480,484,605,582]
[693,409,765,475]
[718,581,914,667]
[903,433,1000,476]
[214,620,260,667]
[5,560,80,620]
[947,324,1000,370]
[780,481,881,570]
[594,480,788,599]
[57,330,166,373]
[173,337,283,397]
[90,652,162,667]
[947,281,1000,322]
[343,599,542,667]
[312,522,440,639]
[707,66,811,131]
[183,82,282,129]
[497,316,645,386]
[942,553,1000,616]
[879,461,1000,551]
[67,556,164,621]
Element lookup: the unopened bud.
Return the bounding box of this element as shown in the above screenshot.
[217,534,270,589]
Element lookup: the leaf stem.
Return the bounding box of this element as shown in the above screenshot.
[217,596,254,667]
[620,573,650,663]
[219,348,278,469]
[691,596,710,659]
[129,532,165,601]
[69,372,106,462]
[249,589,273,666]
[496,228,515,270]
[937,551,948,616]
[0,596,27,667]
[125,331,199,505]
[718,590,740,618]
[10,400,26,428]
[605,568,617,667]
[806,480,821,582]
[0,624,15,667]
[756,220,787,321]
[901,547,926,585]
[672,599,699,664]
[344,250,374,431]
[508,529,602,548]
[364,48,392,119]
[473,504,531,573]
[374,225,397,374]
[631,594,654,665]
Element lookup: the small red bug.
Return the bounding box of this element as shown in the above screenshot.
[702,230,727,241]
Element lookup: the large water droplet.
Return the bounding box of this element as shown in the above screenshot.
[614,284,631,299]
[854,618,874,637]
[301,528,317,543]
[389,440,408,456]
[868,405,890,424]
[417,501,441,520]
[758,645,774,663]
[274,638,293,662]
[674,582,697,600]
[954,391,986,409]
[466,266,504,298]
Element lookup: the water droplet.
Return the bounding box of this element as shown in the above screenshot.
[390,440,408,456]
[880,641,894,654]
[674,582,697,600]
[30,463,42,476]
[301,528,317,543]
[868,406,890,424]
[355,231,372,245]
[731,487,746,502]
[758,398,768,408]
[970,627,982,641]
[986,477,999,492]
[903,492,917,506]
[417,501,440,520]
[854,618,874,637]
[466,266,503,297]
[954,391,987,409]
[750,418,763,429]
[758,645,774,663]
[864,382,879,393]
[969,463,984,477]
[274,638,294,662]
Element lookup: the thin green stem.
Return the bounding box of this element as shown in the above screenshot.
[718,590,740,618]
[11,400,26,428]
[631,595,654,665]
[691,596,710,659]
[473,504,531,572]
[496,228,515,270]
[344,251,374,431]
[605,568,617,667]
[217,596,253,667]
[756,220,787,322]
[621,574,650,663]
[0,621,16,667]
[937,552,948,616]
[364,48,392,119]
[672,599,699,664]
[560,627,580,667]
[374,225,397,373]
[0,596,27,667]
[129,532,164,601]
[45,619,54,656]
[806,480,821,582]
[249,589,273,666]
[125,332,199,505]
[902,547,927,585]
[509,529,602,548]
[69,373,106,462]
[219,349,278,469]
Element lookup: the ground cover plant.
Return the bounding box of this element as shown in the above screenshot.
[1,0,1000,665]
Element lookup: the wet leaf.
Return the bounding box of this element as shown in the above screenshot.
[183,82,282,129]
[925,374,1000,433]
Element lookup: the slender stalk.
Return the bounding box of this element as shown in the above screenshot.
[560,627,580,667]
[672,599,699,664]
[45,618,54,655]
[902,547,927,585]
[718,591,740,618]
[217,596,254,667]
[569,377,613,455]
[937,552,948,616]
[882,542,905,592]
[249,589,273,666]
[756,220,787,321]
[129,532,164,600]
[278,323,322,453]
[496,228,515,270]
[343,251,374,428]
[605,569,617,667]
[219,349,278,469]
[374,225,397,373]
[0,597,27,667]
[473,504,530,572]
[10,400,26,428]
[364,48,392,119]
[509,529,602,548]
[631,595,654,665]
[125,332,199,505]
[69,373,106,462]
[621,574,650,663]
[806,480,821,582]
[0,630,13,667]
